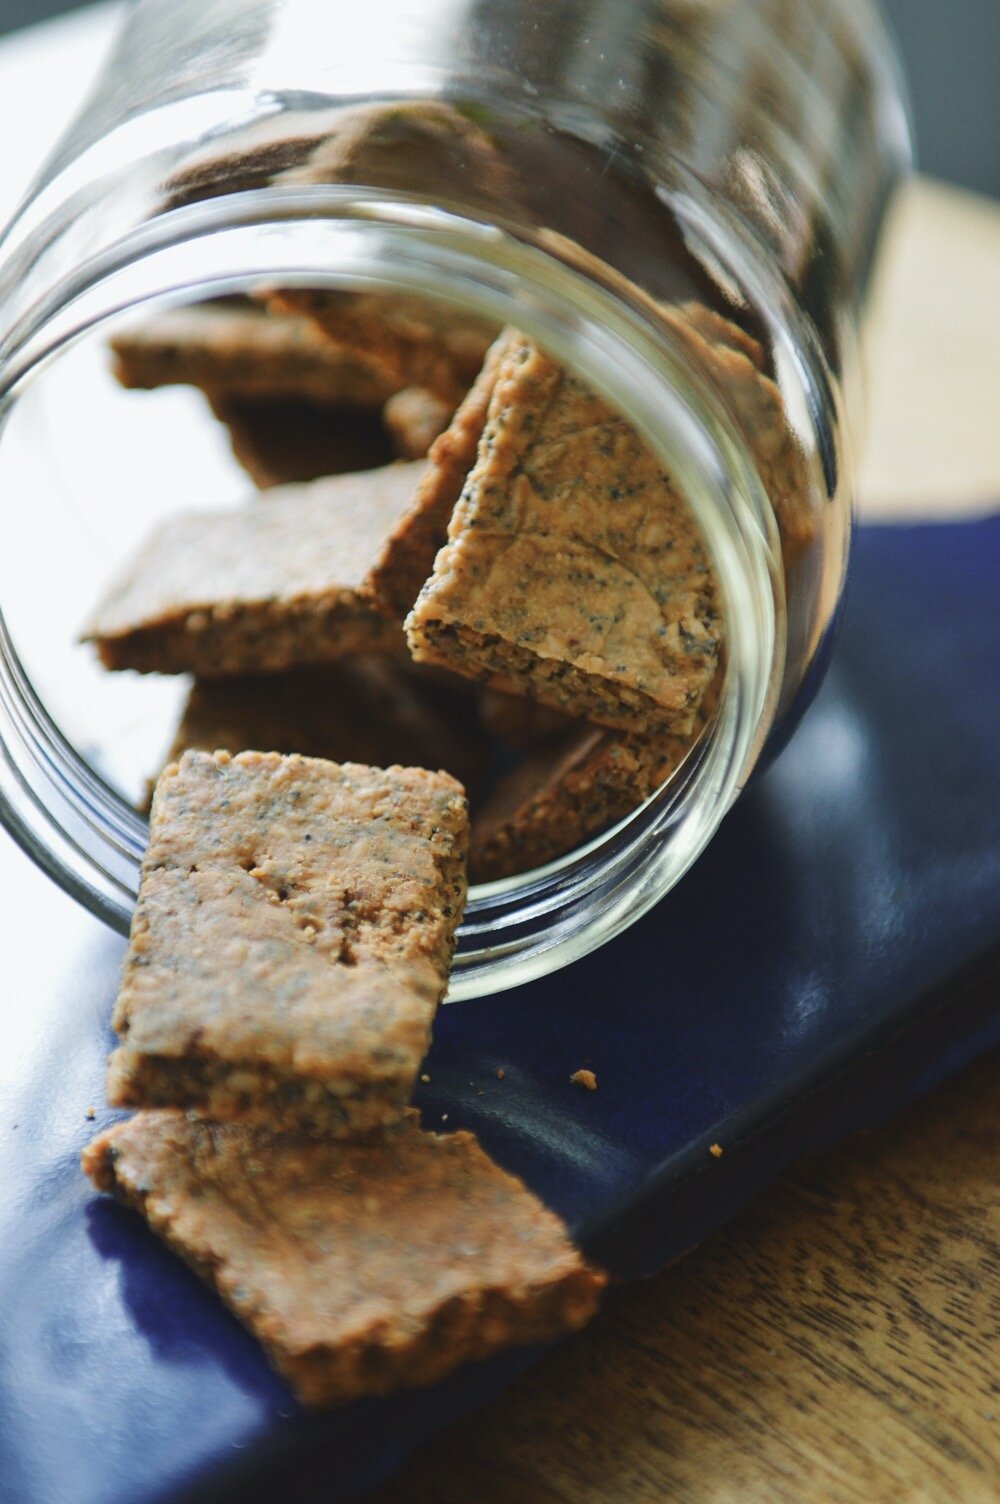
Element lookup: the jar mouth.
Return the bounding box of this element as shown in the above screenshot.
[0,189,780,998]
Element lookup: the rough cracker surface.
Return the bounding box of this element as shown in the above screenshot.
[82,1110,604,1408]
[86,462,424,676]
[364,334,506,621]
[383,386,455,460]
[107,751,469,1133]
[406,332,721,733]
[110,302,399,408]
[165,658,488,800]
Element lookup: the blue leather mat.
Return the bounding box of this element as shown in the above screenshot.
[0,517,997,1504]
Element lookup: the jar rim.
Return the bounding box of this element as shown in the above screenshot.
[0,189,779,998]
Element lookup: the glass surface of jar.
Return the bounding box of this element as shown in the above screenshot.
[0,0,911,998]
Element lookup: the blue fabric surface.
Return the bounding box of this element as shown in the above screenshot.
[0,518,997,1504]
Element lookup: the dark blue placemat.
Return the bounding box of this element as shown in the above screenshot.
[0,517,997,1504]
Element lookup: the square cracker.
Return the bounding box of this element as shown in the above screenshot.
[107,750,469,1134]
[86,462,424,676]
[405,332,721,734]
[82,1110,604,1408]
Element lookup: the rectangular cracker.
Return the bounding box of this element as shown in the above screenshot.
[164,658,488,801]
[107,750,469,1133]
[268,289,496,406]
[469,722,695,882]
[110,301,400,408]
[82,1110,605,1408]
[363,333,506,621]
[85,462,424,676]
[406,331,721,734]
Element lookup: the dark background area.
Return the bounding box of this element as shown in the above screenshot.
[1,0,997,197]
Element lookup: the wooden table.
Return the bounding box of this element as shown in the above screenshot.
[366,179,1000,1504]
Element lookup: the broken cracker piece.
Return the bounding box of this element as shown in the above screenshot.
[570,1069,597,1091]
[164,658,489,800]
[407,331,721,734]
[383,386,455,460]
[110,301,400,408]
[82,1110,604,1408]
[364,332,506,621]
[86,462,424,676]
[106,750,469,1134]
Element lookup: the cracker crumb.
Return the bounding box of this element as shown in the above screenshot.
[709,1142,723,1158]
[85,1107,96,1121]
[420,1073,431,1084]
[496,1068,505,1080]
[570,1069,597,1091]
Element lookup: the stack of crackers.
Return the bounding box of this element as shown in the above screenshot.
[84,748,604,1407]
[85,290,748,881]
[80,273,806,1405]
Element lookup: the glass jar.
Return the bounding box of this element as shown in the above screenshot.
[0,0,910,999]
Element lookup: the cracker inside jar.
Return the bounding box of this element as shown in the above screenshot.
[92,291,801,880]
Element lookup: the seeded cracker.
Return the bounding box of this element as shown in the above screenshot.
[406,331,721,733]
[106,751,469,1133]
[110,300,399,407]
[83,1111,604,1408]
[86,462,424,676]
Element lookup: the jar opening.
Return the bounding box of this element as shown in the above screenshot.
[0,193,778,997]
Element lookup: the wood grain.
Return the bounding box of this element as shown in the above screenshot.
[367,1051,1000,1504]
[365,182,1000,1504]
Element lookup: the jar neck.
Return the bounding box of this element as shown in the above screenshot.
[0,196,780,997]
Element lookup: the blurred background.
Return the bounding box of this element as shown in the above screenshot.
[1,0,997,198]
